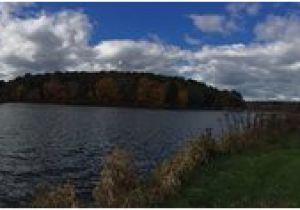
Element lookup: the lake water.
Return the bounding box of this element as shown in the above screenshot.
[0,103,234,207]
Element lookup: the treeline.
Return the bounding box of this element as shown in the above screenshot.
[247,101,300,112]
[0,71,245,109]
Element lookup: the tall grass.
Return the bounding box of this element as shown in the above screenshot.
[217,112,289,153]
[31,183,78,208]
[92,148,145,207]
[147,128,215,204]
[31,112,300,207]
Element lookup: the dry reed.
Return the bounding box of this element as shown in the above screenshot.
[31,182,78,208]
[31,112,299,207]
[92,148,143,207]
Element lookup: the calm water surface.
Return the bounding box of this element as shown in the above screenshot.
[0,103,235,207]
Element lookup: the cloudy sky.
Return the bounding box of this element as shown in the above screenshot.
[0,2,300,101]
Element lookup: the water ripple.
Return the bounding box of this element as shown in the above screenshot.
[0,103,231,207]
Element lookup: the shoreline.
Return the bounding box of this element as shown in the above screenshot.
[30,111,300,207]
[163,131,300,207]
[0,101,246,112]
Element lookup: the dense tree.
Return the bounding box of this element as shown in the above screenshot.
[95,77,120,105]
[0,71,245,109]
[176,86,189,108]
[165,81,178,107]
[0,80,5,102]
[136,77,166,108]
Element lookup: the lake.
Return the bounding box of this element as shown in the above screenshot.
[0,103,234,207]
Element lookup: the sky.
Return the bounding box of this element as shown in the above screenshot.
[0,2,300,101]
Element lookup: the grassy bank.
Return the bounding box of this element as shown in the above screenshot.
[163,132,300,207]
[31,112,300,207]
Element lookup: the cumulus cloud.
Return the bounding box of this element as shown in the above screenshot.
[0,3,190,79]
[0,2,33,23]
[188,14,237,34]
[0,4,94,79]
[192,41,300,101]
[188,3,260,35]
[255,15,300,41]
[0,3,300,101]
[226,3,261,17]
[183,13,300,101]
[93,40,191,75]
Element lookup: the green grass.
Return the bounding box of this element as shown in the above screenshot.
[162,132,300,208]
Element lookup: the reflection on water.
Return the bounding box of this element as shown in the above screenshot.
[0,103,233,207]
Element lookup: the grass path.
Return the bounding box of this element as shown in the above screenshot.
[163,133,300,207]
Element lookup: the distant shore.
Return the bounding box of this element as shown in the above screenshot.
[0,71,245,110]
[0,101,246,112]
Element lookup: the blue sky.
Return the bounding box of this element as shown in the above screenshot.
[22,3,282,47]
[1,2,300,100]
[30,2,297,47]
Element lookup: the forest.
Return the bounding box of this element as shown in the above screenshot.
[0,71,245,109]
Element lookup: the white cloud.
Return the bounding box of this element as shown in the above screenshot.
[90,37,300,101]
[0,3,300,101]
[255,15,300,42]
[189,14,237,34]
[92,40,190,74]
[191,41,300,101]
[226,3,261,17]
[184,34,201,46]
[0,2,33,23]
[188,3,261,35]
[0,5,93,79]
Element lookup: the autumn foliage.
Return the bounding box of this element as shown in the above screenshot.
[0,71,245,109]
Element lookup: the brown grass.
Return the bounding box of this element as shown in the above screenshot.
[92,148,143,207]
[147,128,216,204]
[31,112,300,207]
[31,182,78,208]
